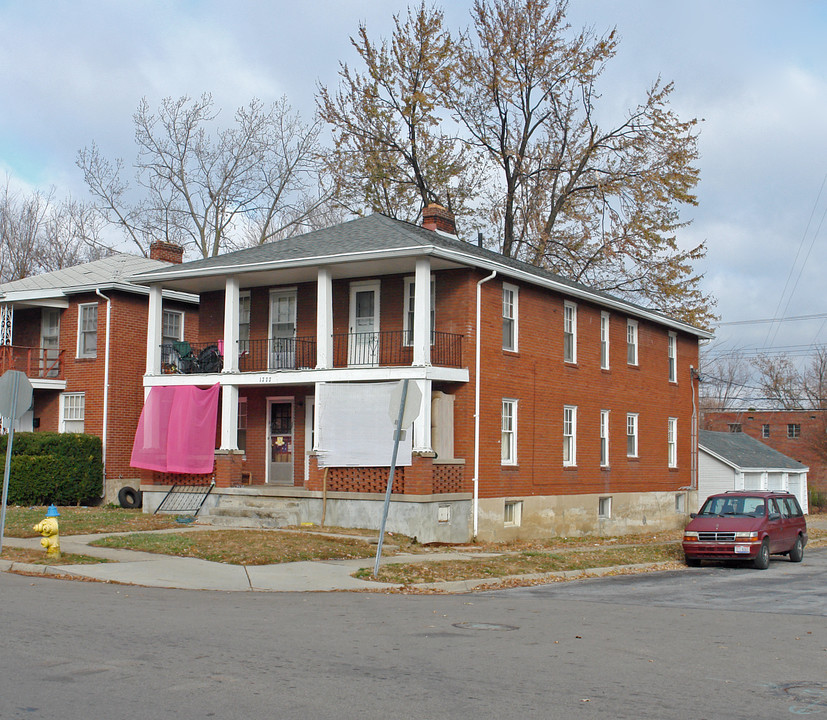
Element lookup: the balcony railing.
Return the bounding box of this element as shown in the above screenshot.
[0,345,64,379]
[159,331,463,374]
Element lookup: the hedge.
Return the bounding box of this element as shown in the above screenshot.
[0,432,103,505]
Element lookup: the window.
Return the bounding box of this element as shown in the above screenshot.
[270,289,297,369]
[563,301,577,363]
[787,423,801,438]
[504,500,522,527]
[600,312,610,369]
[501,399,517,465]
[668,332,677,382]
[162,310,183,345]
[675,493,686,513]
[77,303,98,358]
[600,410,610,467]
[728,423,742,433]
[626,320,638,365]
[667,417,677,468]
[237,397,248,453]
[761,423,770,438]
[59,393,85,433]
[239,291,251,355]
[598,496,612,519]
[563,405,577,466]
[502,283,518,351]
[626,413,638,457]
[403,276,435,345]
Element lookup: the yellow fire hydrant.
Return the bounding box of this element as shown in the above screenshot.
[32,505,61,559]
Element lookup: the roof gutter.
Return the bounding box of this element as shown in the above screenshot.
[473,269,497,539]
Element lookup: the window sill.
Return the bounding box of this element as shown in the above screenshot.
[626,456,640,461]
[563,465,578,471]
[563,361,578,367]
[502,349,520,357]
[501,464,520,471]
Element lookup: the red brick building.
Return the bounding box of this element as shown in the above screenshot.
[703,410,826,495]
[132,209,711,541]
[0,245,198,501]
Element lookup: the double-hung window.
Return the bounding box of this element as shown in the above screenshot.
[563,302,577,363]
[600,312,610,369]
[563,405,577,466]
[59,392,85,433]
[667,417,677,468]
[403,276,435,345]
[77,303,98,358]
[502,283,518,351]
[501,399,517,465]
[627,319,638,365]
[239,291,251,355]
[627,413,639,457]
[668,332,677,382]
[600,410,610,467]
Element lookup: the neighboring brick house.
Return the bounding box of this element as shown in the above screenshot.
[131,208,711,542]
[703,409,826,495]
[0,243,198,502]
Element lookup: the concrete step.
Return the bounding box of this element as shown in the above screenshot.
[201,514,289,529]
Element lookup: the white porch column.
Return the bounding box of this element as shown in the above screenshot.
[413,257,431,366]
[412,378,432,453]
[146,285,163,375]
[223,276,240,372]
[736,471,745,490]
[761,470,769,491]
[220,384,239,450]
[316,267,333,369]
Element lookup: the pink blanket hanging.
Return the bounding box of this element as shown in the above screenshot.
[130,384,220,474]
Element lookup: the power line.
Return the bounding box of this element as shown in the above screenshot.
[718,312,827,326]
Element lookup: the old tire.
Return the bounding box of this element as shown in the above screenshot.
[789,535,804,563]
[685,556,701,568]
[118,486,142,509]
[753,539,770,570]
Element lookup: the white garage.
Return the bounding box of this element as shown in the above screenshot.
[698,430,809,513]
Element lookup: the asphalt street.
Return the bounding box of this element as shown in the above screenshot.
[2,548,826,720]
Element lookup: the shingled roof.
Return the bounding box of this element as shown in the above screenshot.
[131,213,711,338]
[699,430,808,471]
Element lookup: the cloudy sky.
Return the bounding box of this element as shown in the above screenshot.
[2,0,826,364]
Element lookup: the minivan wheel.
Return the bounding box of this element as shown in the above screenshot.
[753,539,770,570]
[789,535,804,563]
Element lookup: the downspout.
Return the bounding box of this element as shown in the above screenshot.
[96,289,111,495]
[473,269,497,539]
[689,365,698,491]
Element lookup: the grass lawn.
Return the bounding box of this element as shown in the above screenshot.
[2,506,180,538]
[0,546,108,565]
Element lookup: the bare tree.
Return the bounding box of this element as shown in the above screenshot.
[753,349,827,410]
[78,94,328,258]
[699,348,752,412]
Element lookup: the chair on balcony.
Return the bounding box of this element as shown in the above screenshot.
[196,344,223,373]
[171,341,198,374]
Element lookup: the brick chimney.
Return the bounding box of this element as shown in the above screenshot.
[149,241,184,264]
[422,203,457,236]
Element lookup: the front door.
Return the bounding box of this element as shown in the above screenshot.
[348,281,380,366]
[267,398,294,485]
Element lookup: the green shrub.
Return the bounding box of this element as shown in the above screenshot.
[809,487,826,511]
[0,432,102,505]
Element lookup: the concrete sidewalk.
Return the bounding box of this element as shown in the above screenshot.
[3,516,824,593]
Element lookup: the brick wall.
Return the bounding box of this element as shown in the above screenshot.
[703,409,826,492]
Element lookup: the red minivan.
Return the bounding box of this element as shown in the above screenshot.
[682,491,808,570]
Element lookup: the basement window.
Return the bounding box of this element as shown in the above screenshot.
[598,496,612,519]
[504,501,522,527]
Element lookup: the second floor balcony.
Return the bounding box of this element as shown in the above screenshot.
[160,330,463,375]
[0,344,64,380]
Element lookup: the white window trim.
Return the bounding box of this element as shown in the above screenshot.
[600,311,610,370]
[238,291,251,350]
[502,283,519,352]
[600,409,610,467]
[403,275,435,346]
[59,392,85,433]
[76,302,98,359]
[504,500,522,527]
[667,417,677,468]
[599,496,612,519]
[668,332,677,383]
[162,309,184,342]
[627,319,638,366]
[563,405,577,467]
[501,398,518,465]
[563,301,577,363]
[627,413,639,458]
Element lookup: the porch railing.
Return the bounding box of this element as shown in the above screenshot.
[0,345,64,379]
[158,331,463,374]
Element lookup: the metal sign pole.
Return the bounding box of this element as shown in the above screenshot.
[0,370,20,555]
[373,378,409,578]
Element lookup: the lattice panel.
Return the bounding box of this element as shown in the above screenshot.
[433,465,467,493]
[327,466,405,494]
[153,471,215,486]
